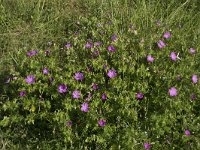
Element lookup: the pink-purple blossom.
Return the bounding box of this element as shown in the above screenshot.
[107,69,117,78]
[19,91,26,97]
[95,41,102,47]
[101,93,107,101]
[27,50,38,57]
[81,103,89,112]
[147,55,154,63]
[25,75,35,84]
[189,48,196,54]
[185,130,191,136]
[65,43,71,48]
[136,92,144,100]
[111,34,117,41]
[66,120,72,127]
[92,83,98,90]
[163,32,171,39]
[157,40,166,49]
[72,90,81,99]
[98,119,106,127]
[107,45,116,52]
[192,75,198,84]
[58,84,67,93]
[170,52,177,61]
[144,143,151,150]
[85,42,93,48]
[169,87,177,96]
[74,72,84,81]
[43,68,49,75]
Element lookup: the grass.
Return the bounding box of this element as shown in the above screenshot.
[0,0,200,149]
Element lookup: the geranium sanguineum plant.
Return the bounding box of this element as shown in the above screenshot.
[25,75,35,84]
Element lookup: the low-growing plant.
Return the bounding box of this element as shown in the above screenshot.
[0,0,200,149]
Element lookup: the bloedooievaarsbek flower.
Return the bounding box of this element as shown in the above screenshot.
[74,72,84,81]
[157,40,166,49]
[107,69,117,78]
[191,93,196,100]
[163,32,171,39]
[92,83,98,90]
[189,48,196,54]
[27,50,38,57]
[111,34,117,41]
[19,91,26,97]
[136,92,144,100]
[81,103,89,112]
[192,74,198,84]
[144,143,151,150]
[58,84,67,93]
[170,52,177,61]
[85,42,93,48]
[65,43,71,48]
[66,120,72,127]
[101,93,107,101]
[72,90,81,99]
[98,119,106,127]
[95,41,102,47]
[25,75,35,84]
[43,68,49,75]
[185,130,191,136]
[45,50,50,56]
[169,87,177,96]
[147,55,154,62]
[107,45,116,52]
[85,93,92,101]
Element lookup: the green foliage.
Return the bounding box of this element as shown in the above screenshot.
[0,0,200,149]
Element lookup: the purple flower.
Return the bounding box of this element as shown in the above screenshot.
[111,34,117,41]
[65,43,71,48]
[45,50,50,56]
[101,93,107,101]
[107,45,116,52]
[107,69,117,78]
[93,50,99,56]
[95,41,102,47]
[92,83,98,90]
[144,143,151,150]
[43,68,49,75]
[147,55,154,63]
[189,48,196,54]
[72,90,81,99]
[85,42,93,48]
[136,92,144,100]
[192,75,198,84]
[19,91,26,97]
[81,103,89,112]
[66,120,72,127]
[103,64,107,69]
[169,87,177,96]
[85,93,92,101]
[98,119,106,127]
[185,130,191,136]
[96,23,101,27]
[163,32,171,39]
[170,52,177,61]
[191,93,196,100]
[58,84,67,93]
[176,75,182,81]
[25,75,35,84]
[157,40,166,49]
[156,20,161,26]
[27,50,38,57]
[49,77,54,82]
[74,72,84,81]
